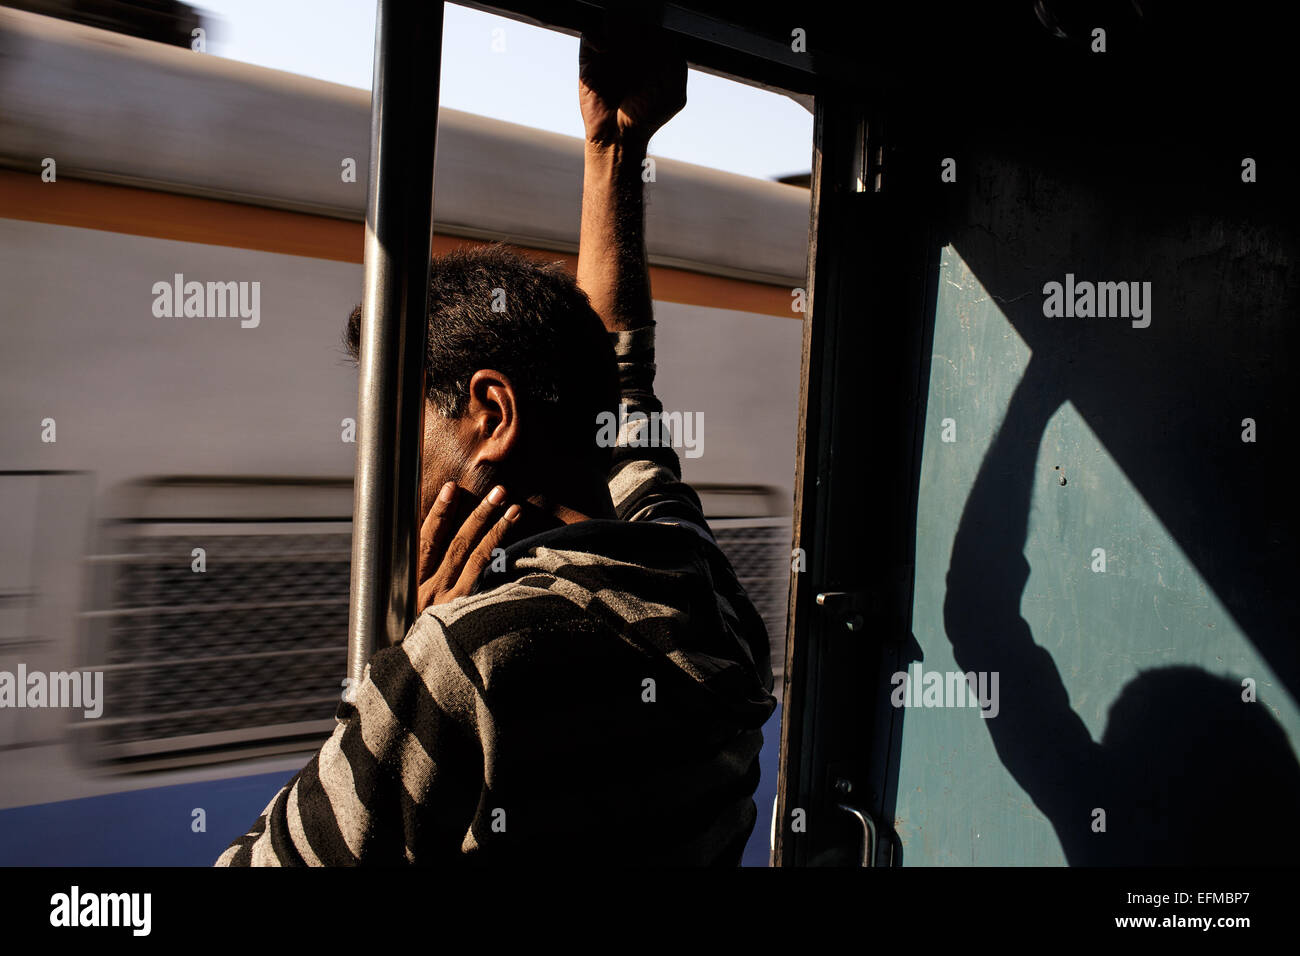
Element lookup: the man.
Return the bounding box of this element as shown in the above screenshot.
[215,28,776,866]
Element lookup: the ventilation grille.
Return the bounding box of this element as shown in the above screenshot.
[82,529,350,767]
[84,514,789,767]
[712,519,790,687]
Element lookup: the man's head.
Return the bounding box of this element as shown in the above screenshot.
[344,244,620,521]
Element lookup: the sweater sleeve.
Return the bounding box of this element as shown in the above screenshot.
[605,324,775,695]
[605,324,713,541]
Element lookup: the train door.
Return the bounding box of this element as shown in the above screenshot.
[0,471,94,776]
[772,28,1300,867]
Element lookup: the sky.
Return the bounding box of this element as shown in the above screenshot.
[191,0,814,182]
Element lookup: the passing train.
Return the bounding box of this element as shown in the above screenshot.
[0,7,809,865]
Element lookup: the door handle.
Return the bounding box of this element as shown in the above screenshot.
[836,801,877,867]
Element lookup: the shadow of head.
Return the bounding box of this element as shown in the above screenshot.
[1095,666,1300,865]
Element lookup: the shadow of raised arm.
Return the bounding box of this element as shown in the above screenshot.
[942,356,1103,861]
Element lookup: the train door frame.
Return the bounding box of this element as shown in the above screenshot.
[776,98,937,867]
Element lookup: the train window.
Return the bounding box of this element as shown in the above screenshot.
[421,9,815,867]
[429,0,814,681]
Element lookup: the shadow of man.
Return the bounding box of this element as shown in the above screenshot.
[943,354,1300,865]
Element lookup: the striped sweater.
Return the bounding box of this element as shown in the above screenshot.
[215,325,777,866]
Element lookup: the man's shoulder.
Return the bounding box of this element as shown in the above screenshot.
[398,524,773,712]
[403,576,563,662]
[402,571,620,673]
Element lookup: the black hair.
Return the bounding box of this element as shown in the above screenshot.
[344,243,619,473]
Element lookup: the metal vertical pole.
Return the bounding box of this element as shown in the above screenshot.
[347,0,443,696]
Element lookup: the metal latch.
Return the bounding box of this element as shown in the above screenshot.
[816,590,866,632]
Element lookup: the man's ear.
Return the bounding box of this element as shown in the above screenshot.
[463,368,520,468]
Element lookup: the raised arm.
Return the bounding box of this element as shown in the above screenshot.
[576,28,701,531]
[576,30,773,699]
[576,28,685,333]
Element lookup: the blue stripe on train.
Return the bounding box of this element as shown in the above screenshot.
[0,770,294,866]
[0,706,779,866]
[742,708,779,867]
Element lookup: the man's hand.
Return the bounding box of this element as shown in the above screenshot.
[578,27,686,148]
[417,482,520,614]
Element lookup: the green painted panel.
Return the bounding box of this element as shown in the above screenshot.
[896,245,1300,865]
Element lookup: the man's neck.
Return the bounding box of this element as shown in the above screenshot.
[508,472,616,538]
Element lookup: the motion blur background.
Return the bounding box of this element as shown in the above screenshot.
[0,0,812,865]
